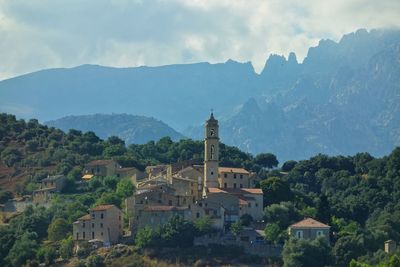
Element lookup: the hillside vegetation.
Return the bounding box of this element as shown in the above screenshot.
[0,113,400,266]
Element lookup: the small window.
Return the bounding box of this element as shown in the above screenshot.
[101,232,103,236]
[240,184,243,188]
[92,213,95,219]
[224,183,227,188]
[119,215,121,221]
[92,223,94,228]
[211,171,214,175]
[100,213,104,219]
[168,200,173,206]
[83,232,86,239]
[296,230,303,239]
[83,222,85,228]
[100,223,103,228]
[196,212,200,218]
[234,174,237,179]
[224,173,227,178]
[92,232,95,239]
[76,233,79,240]
[255,203,258,207]
[240,174,243,179]
[233,183,237,188]
[317,230,324,237]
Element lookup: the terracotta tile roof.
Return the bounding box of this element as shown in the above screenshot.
[142,206,186,212]
[90,204,115,211]
[290,218,330,228]
[41,175,64,182]
[77,214,91,221]
[86,160,116,166]
[219,167,250,175]
[208,188,227,194]
[224,188,263,195]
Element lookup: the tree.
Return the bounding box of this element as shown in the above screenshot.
[59,236,74,259]
[194,216,214,235]
[103,176,119,190]
[260,177,293,205]
[48,218,70,241]
[264,223,283,244]
[282,160,297,172]
[255,153,279,169]
[86,255,105,267]
[240,214,253,227]
[5,232,39,267]
[135,226,159,249]
[230,221,243,237]
[116,179,134,199]
[160,215,196,247]
[36,245,57,265]
[282,237,333,267]
[316,195,331,224]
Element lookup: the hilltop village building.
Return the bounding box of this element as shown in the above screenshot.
[127,113,263,231]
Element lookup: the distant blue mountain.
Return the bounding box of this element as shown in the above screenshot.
[1,28,400,162]
[45,114,184,145]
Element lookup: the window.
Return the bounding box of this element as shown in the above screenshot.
[92,232,95,239]
[234,174,237,179]
[240,184,243,188]
[317,230,324,237]
[92,213,95,219]
[196,212,200,218]
[224,183,227,188]
[100,213,104,219]
[100,223,103,228]
[233,183,237,188]
[255,203,258,207]
[101,232,103,236]
[83,222,85,228]
[224,173,227,178]
[83,232,85,239]
[210,145,215,159]
[168,200,173,206]
[211,171,214,175]
[92,223,94,228]
[296,230,303,239]
[119,215,121,221]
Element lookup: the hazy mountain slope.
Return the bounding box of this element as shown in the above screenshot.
[45,114,184,144]
[213,29,400,161]
[0,60,258,130]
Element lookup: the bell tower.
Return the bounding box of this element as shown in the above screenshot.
[204,112,219,189]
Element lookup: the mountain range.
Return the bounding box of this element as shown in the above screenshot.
[45,114,184,145]
[1,28,399,162]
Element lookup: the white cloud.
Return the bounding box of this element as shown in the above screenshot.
[0,0,399,80]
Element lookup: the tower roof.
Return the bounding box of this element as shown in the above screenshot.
[206,112,218,124]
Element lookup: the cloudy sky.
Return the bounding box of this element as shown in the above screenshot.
[0,0,399,80]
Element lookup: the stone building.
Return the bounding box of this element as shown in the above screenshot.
[73,205,122,246]
[288,218,330,242]
[32,175,66,203]
[128,113,264,232]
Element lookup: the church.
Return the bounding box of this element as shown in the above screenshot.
[126,113,264,231]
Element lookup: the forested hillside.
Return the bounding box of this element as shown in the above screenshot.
[45,113,184,145]
[1,113,400,266]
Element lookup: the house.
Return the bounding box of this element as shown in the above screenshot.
[32,175,66,203]
[384,240,397,253]
[73,205,123,246]
[136,205,188,229]
[288,218,330,242]
[82,160,121,178]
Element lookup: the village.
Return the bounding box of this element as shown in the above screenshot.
[0,113,340,258]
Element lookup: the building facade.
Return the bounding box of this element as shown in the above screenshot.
[288,218,330,242]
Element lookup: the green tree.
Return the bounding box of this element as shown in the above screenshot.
[6,232,39,267]
[36,245,57,265]
[255,153,279,169]
[194,216,214,235]
[135,226,159,249]
[316,195,331,224]
[264,223,283,244]
[282,160,297,172]
[240,214,253,227]
[116,178,134,198]
[230,221,243,237]
[59,236,74,259]
[282,237,333,267]
[260,177,293,205]
[86,255,105,267]
[48,218,70,241]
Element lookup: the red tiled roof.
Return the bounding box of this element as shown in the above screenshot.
[290,218,330,228]
[208,188,227,194]
[90,204,115,211]
[208,187,263,195]
[86,160,116,166]
[77,214,91,221]
[219,167,250,175]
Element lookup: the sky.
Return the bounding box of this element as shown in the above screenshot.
[0,0,400,80]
